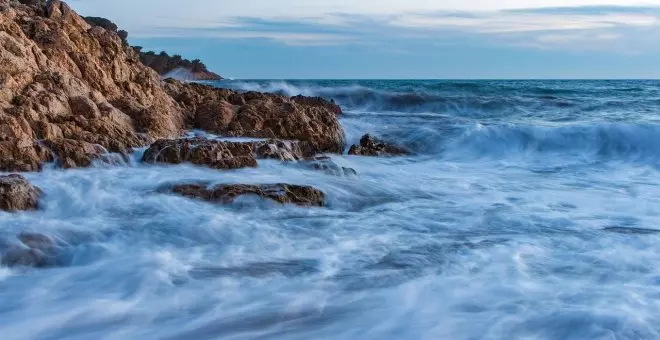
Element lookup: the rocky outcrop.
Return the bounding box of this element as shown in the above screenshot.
[1,232,57,268]
[0,174,41,211]
[142,139,257,169]
[164,80,345,155]
[0,0,346,172]
[170,183,325,207]
[142,138,308,169]
[0,0,185,171]
[348,134,409,157]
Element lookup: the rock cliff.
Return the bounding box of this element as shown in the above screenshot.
[0,0,344,172]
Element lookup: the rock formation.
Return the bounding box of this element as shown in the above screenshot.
[170,183,326,207]
[164,80,345,155]
[1,232,57,267]
[0,174,41,211]
[348,134,409,157]
[0,0,345,172]
[142,139,258,169]
[0,0,185,171]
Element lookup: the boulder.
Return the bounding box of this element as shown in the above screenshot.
[142,139,257,169]
[1,232,56,268]
[170,183,325,207]
[305,156,357,177]
[0,174,41,212]
[348,134,409,157]
[164,80,345,155]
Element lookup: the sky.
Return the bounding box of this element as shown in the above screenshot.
[68,0,660,79]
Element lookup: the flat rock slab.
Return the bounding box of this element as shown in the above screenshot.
[349,134,409,157]
[171,183,325,207]
[0,174,41,212]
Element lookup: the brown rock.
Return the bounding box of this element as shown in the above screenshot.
[142,139,257,169]
[171,183,325,207]
[306,156,358,177]
[0,0,184,172]
[164,80,345,155]
[348,134,409,157]
[41,138,106,168]
[251,139,305,161]
[0,174,41,212]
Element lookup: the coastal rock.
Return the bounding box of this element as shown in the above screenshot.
[0,174,41,212]
[164,80,345,155]
[142,139,257,169]
[252,139,305,161]
[0,0,185,172]
[348,134,409,157]
[305,156,358,176]
[1,232,56,268]
[171,183,325,207]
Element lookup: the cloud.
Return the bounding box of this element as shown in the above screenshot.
[68,1,660,50]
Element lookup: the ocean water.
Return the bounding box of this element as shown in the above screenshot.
[2,80,660,339]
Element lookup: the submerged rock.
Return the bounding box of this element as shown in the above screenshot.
[348,134,409,157]
[170,183,325,207]
[305,156,358,177]
[142,139,257,169]
[1,232,56,268]
[0,174,41,212]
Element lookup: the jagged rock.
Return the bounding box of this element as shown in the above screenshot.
[0,0,346,172]
[171,183,325,207]
[305,156,357,176]
[0,174,41,211]
[164,81,345,155]
[1,232,56,268]
[142,139,257,169]
[348,134,409,157]
[0,0,184,171]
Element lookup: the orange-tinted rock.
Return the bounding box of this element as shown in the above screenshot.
[0,174,41,212]
[171,183,325,207]
[348,134,409,157]
[0,0,184,172]
[164,80,345,155]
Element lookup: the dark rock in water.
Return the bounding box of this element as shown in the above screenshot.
[171,183,325,207]
[306,156,358,177]
[1,232,56,268]
[0,174,41,212]
[603,227,660,235]
[191,259,320,279]
[142,139,257,169]
[348,134,409,157]
[252,140,305,161]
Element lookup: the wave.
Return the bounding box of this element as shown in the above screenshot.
[443,122,660,163]
[225,81,529,114]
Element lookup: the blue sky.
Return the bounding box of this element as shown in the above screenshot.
[68,0,660,79]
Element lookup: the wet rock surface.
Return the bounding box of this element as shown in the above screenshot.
[142,139,257,170]
[1,232,57,268]
[305,156,358,177]
[0,174,41,212]
[348,134,409,157]
[170,183,326,207]
[0,0,345,172]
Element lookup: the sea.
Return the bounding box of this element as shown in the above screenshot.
[2,80,660,339]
